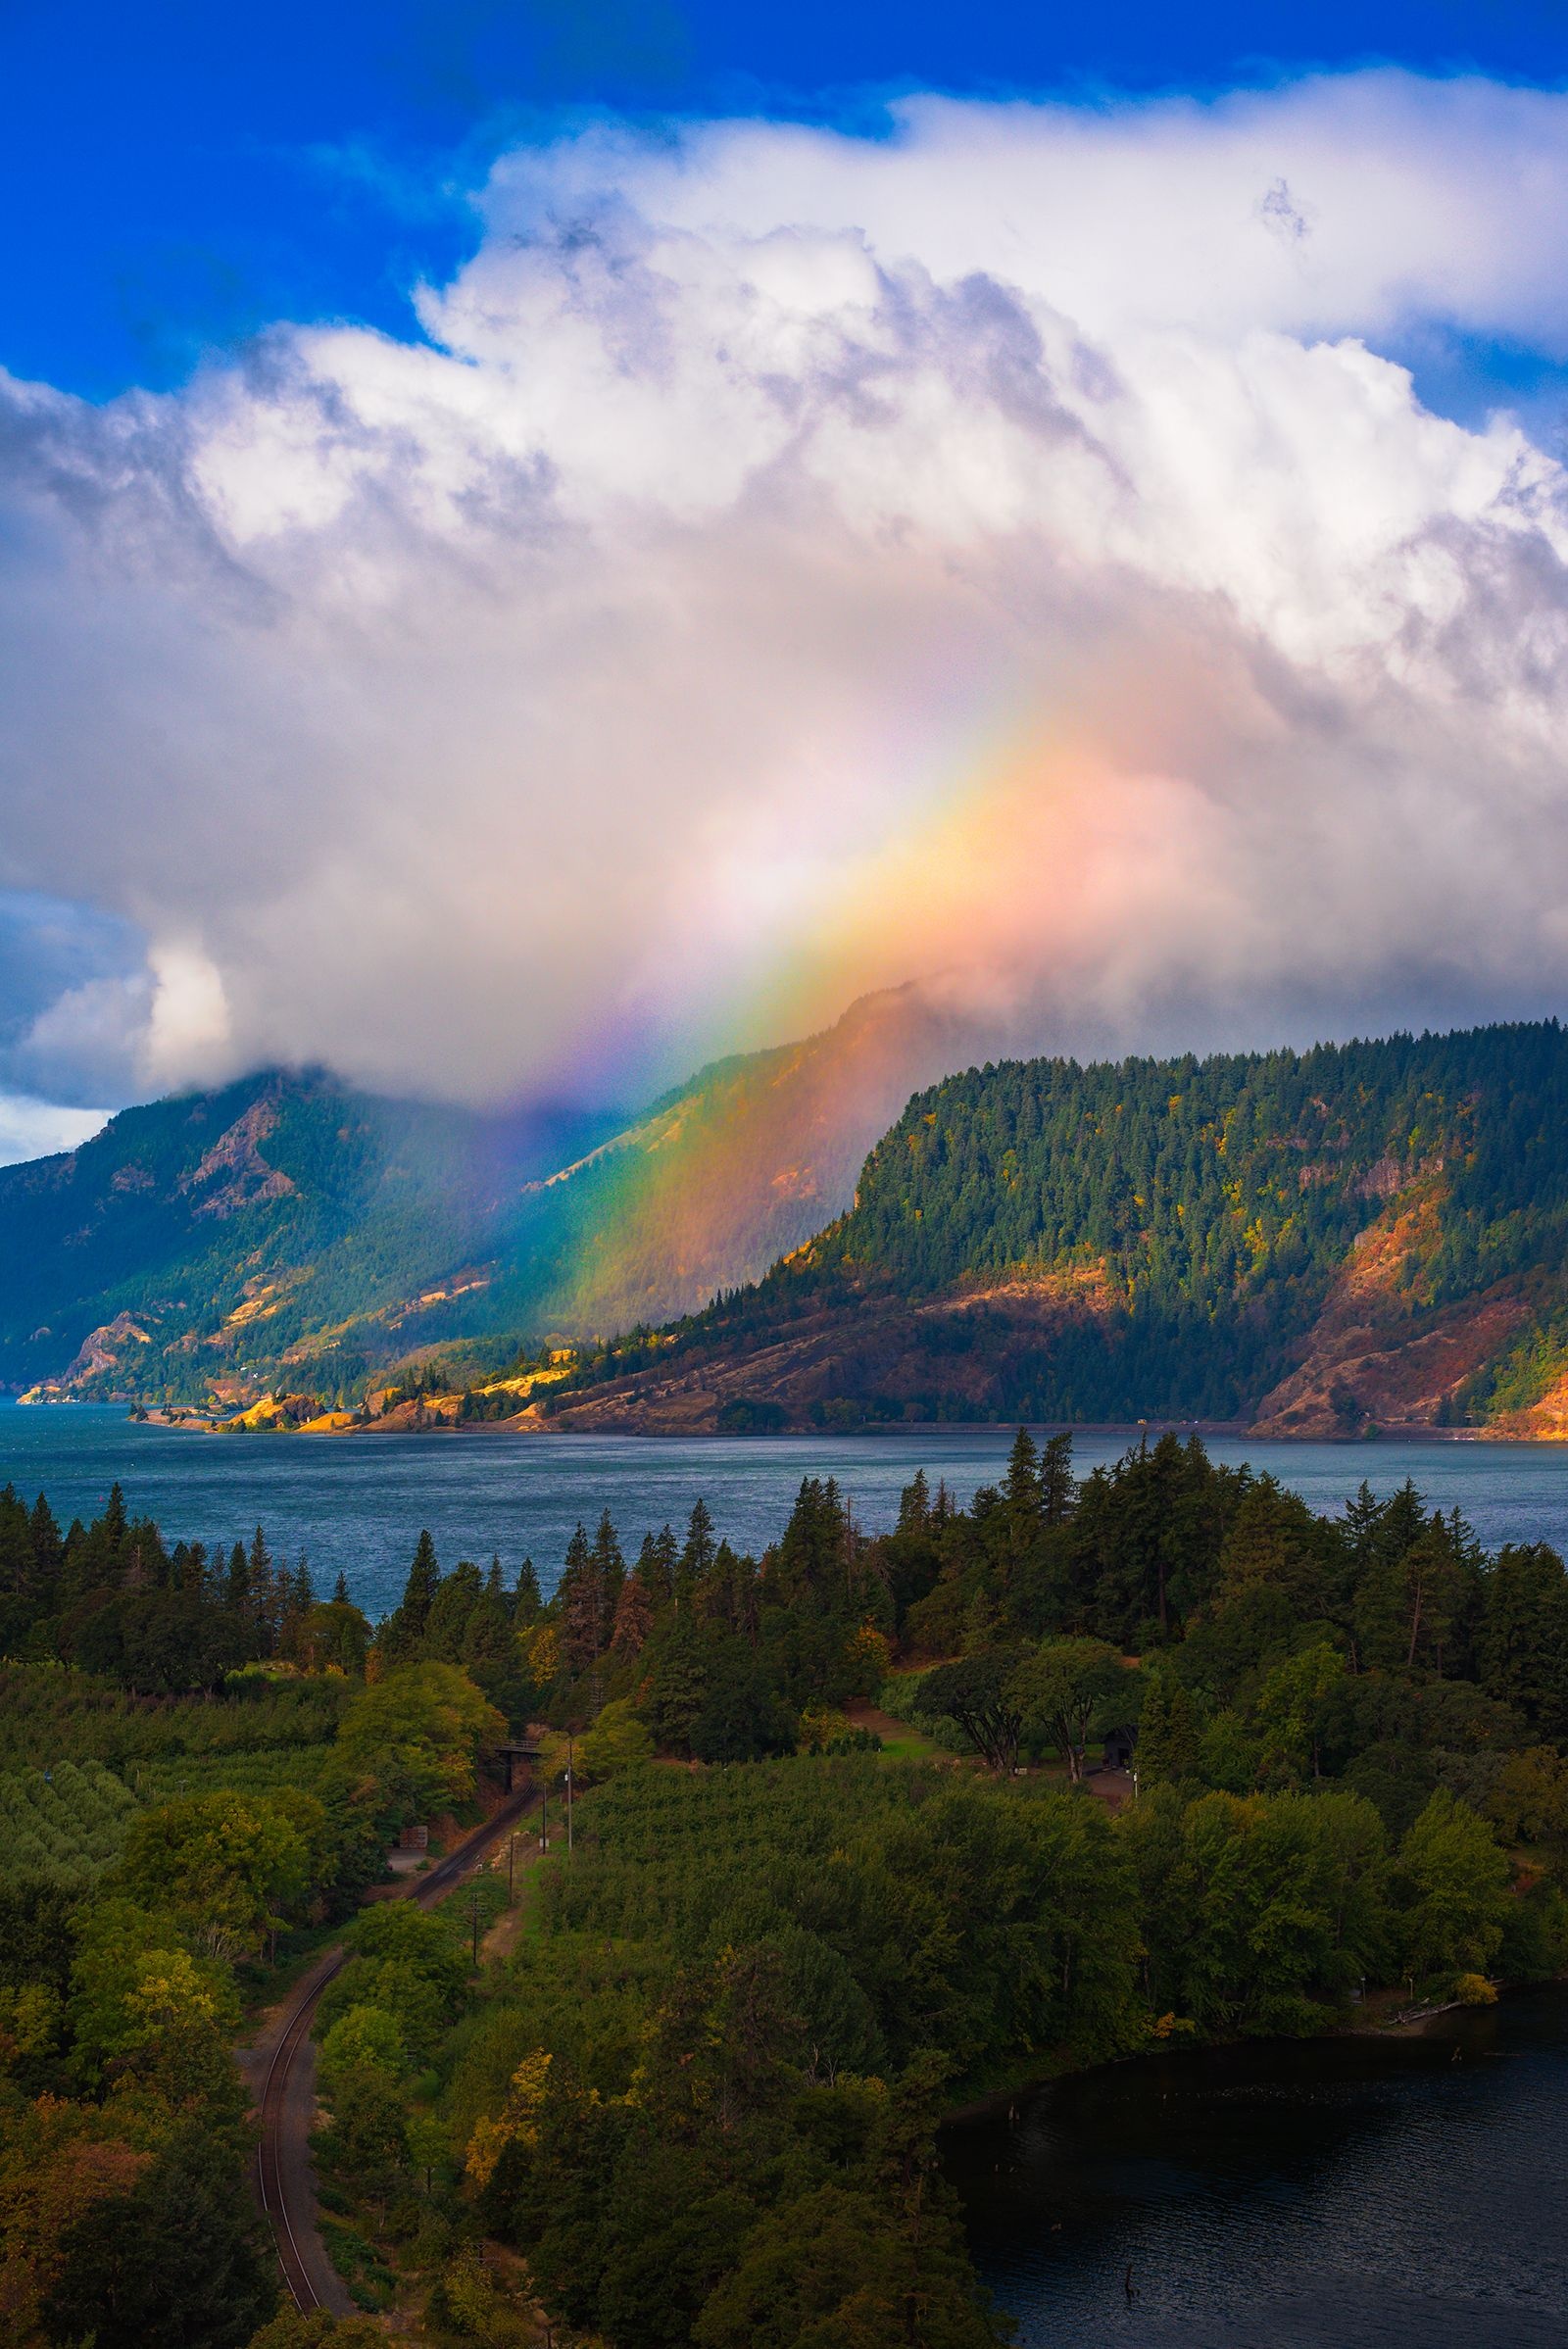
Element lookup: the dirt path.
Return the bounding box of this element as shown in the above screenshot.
[241,1786,535,2318]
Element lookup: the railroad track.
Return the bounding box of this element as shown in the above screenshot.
[252,1786,534,2314]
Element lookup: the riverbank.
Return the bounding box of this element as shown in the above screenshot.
[120,1400,1531,1444]
[941,1987,1489,2130]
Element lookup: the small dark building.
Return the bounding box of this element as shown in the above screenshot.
[1102,1725,1137,1771]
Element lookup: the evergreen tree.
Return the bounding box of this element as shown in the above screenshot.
[641,1528,677,1608]
[28,1491,63,1590]
[639,1623,709,1752]
[1040,1433,1075,1526]
[514,1557,543,1625]
[559,1525,611,1674]
[591,1511,625,1624]
[378,1530,442,1665]
[424,1559,485,1662]
[224,1540,250,1617]
[680,1498,717,1588]
[896,1470,931,1537]
[462,1582,522,1715]
[611,1562,656,1657]
[1004,1428,1041,1519]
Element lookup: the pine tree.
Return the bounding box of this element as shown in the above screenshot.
[681,1499,717,1584]
[247,1526,275,1643]
[514,1557,543,1625]
[897,1471,931,1537]
[223,1540,250,1616]
[1004,1428,1041,1518]
[425,1559,484,1661]
[378,1529,442,1664]
[28,1492,63,1591]
[462,1582,519,1712]
[611,1569,655,1657]
[591,1511,625,1622]
[332,1571,350,1604]
[1040,1433,1075,1525]
[641,1529,677,1608]
[560,1524,610,1673]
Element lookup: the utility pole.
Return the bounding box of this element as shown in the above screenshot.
[539,1786,548,1851]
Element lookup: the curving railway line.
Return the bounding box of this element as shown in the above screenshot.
[251,1786,535,2315]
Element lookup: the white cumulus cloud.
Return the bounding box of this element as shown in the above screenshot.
[5,70,1568,1110]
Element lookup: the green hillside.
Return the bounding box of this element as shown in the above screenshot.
[0,1069,554,1401]
[541,1021,1568,1436]
[0,988,972,1405]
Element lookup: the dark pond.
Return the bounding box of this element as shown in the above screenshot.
[943,1991,1568,2346]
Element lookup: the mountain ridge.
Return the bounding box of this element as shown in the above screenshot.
[523,1019,1568,1439]
[0,986,981,1404]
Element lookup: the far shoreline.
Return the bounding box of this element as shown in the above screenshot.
[70,1402,1568,1447]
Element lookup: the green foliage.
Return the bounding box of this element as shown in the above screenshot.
[0,1662,348,1770]
[556,1020,1568,1427]
[121,1790,313,1956]
[0,1760,139,1888]
[336,1662,505,1813]
[575,1699,656,1785]
[1396,1788,1513,1985]
[0,1067,614,1401]
[1008,1638,1127,1780]
[6,1427,1563,2349]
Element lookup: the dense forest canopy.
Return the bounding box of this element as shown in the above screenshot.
[543,1019,1568,1429]
[7,1433,1568,2340]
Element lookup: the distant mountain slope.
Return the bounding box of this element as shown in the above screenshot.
[1,987,981,1403]
[532,1021,1568,1437]
[0,1069,572,1400]
[464,983,983,1345]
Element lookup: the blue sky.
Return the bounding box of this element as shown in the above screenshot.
[8,6,1568,1159]
[5,0,1567,399]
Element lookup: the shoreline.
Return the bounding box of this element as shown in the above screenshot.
[37,1401,1561,1445]
[939,1988,1518,2130]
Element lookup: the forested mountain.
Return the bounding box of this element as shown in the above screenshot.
[0,1069,565,1402]
[0,987,975,1406]
[535,1021,1568,1438]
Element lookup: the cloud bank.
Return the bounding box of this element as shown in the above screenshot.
[7,70,1568,1119]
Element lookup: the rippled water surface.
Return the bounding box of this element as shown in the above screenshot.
[944,1991,1568,2348]
[6,1405,1568,1617]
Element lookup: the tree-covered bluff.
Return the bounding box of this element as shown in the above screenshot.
[537,1020,1568,1434]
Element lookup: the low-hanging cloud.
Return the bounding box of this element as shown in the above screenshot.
[7,68,1568,1115]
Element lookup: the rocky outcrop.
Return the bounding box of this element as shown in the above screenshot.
[182,1098,296,1219]
[1250,1189,1527,1436]
[60,1311,154,1386]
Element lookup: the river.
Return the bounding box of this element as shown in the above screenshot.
[6,1404,1568,1617]
[943,1990,1568,2347]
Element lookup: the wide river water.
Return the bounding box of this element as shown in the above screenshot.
[944,1990,1568,2347]
[6,1404,1568,1617]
